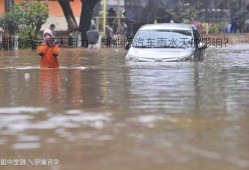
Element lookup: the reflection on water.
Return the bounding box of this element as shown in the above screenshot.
[0,46,249,170]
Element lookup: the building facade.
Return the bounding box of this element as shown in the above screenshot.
[0,0,82,31]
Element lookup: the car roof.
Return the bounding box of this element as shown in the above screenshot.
[140,23,193,31]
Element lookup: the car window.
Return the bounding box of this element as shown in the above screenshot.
[133,29,193,48]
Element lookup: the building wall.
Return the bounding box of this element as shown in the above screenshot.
[106,0,124,6]
[0,1,5,15]
[47,0,81,17]
[0,0,82,31]
[0,0,82,17]
[102,0,124,13]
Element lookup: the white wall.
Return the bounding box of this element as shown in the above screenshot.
[106,0,124,6]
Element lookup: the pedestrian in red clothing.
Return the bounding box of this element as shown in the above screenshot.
[37,29,60,68]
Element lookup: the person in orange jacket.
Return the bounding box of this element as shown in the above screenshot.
[37,29,60,68]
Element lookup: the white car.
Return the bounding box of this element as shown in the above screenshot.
[125,23,206,62]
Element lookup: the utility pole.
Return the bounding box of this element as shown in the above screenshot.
[117,0,121,30]
[103,0,107,36]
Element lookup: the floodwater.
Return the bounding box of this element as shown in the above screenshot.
[0,45,249,170]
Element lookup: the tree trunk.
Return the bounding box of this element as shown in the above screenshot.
[31,24,42,50]
[58,0,78,32]
[79,0,100,47]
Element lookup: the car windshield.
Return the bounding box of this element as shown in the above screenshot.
[133,29,193,48]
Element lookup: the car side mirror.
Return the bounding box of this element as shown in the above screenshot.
[198,42,207,49]
[125,43,131,50]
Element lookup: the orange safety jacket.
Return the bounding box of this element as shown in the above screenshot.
[37,43,60,68]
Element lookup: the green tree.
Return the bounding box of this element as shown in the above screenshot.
[21,2,49,49]
[0,2,49,50]
[0,4,25,35]
[162,0,201,23]
[0,4,25,50]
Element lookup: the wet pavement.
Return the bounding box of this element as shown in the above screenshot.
[0,45,249,170]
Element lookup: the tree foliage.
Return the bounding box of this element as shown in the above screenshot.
[22,2,49,32]
[0,2,49,49]
[0,4,25,34]
[21,2,49,49]
[158,0,201,23]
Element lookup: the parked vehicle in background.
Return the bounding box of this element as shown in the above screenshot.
[125,23,207,62]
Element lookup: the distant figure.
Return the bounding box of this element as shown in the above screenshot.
[107,8,118,34]
[86,24,100,48]
[230,20,238,33]
[107,8,117,25]
[49,24,56,38]
[106,23,114,47]
[226,21,231,33]
[117,20,127,37]
[42,24,56,38]
[37,29,60,68]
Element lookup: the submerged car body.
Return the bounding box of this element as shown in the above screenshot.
[125,23,206,62]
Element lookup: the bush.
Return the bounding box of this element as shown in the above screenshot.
[18,29,42,49]
[208,22,227,34]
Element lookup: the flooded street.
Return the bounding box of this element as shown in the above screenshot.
[0,45,249,170]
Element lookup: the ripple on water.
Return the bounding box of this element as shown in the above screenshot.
[12,142,41,150]
[128,115,181,128]
[17,135,40,142]
[49,111,112,129]
[0,107,46,114]
[0,107,47,133]
[0,139,6,145]
[0,66,88,70]
[0,108,112,137]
